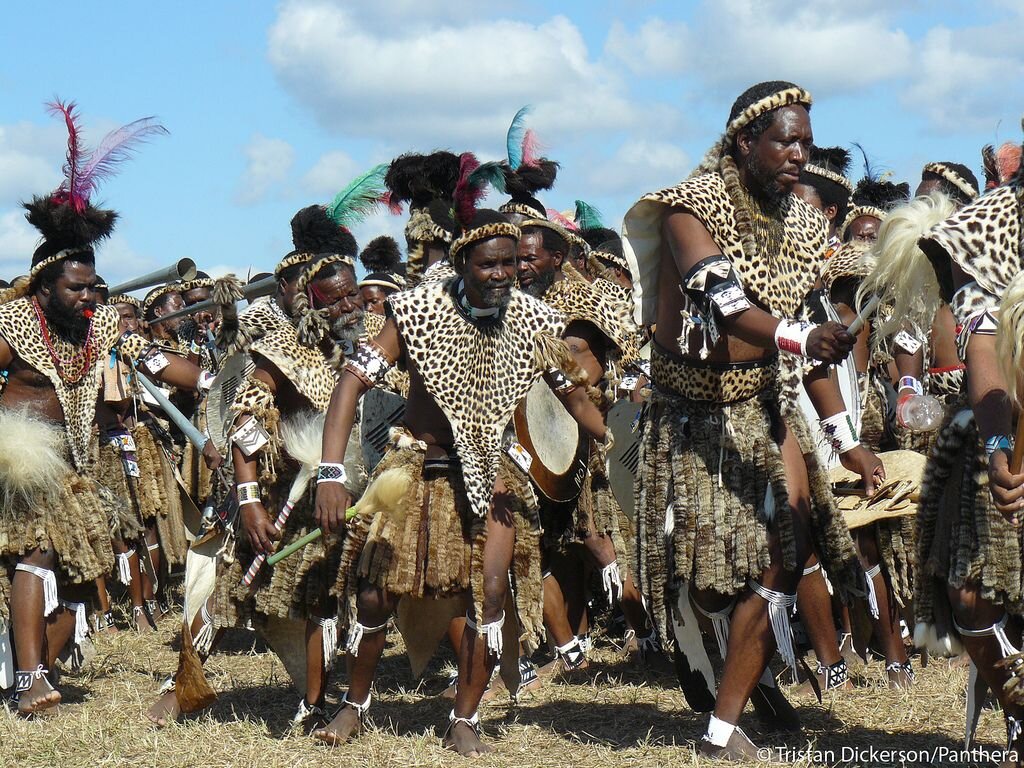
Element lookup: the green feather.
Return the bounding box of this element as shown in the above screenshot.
[574,199,604,230]
[467,161,508,195]
[325,163,389,228]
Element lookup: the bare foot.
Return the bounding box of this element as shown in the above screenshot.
[133,607,156,634]
[313,705,363,746]
[444,720,494,757]
[17,675,61,716]
[146,690,181,727]
[887,664,914,688]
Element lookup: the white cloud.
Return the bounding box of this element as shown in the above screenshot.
[0,121,65,207]
[301,149,359,197]
[604,18,691,76]
[268,1,678,148]
[606,2,912,96]
[0,210,40,275]
[902,23,1024,133]
[236,134,295,205]
[586,139,689,195]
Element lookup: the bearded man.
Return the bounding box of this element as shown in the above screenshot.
[516,218,653,666]
[313,158,608,756]
[623,81,880,759]
[0,101,214,714]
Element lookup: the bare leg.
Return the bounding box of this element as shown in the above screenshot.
[796,553,850,690]
[304,619,326,708]
[583,533,651,639]
[12,547,63,714]
[93,576,118,634]
[145,598,223,726]
[314,584,396,745]
[700,422,810,757]
[950,585,1024,766]
[854,528,909,685]
[142,524,163,620]
[112,540,152,633]
[446,476,517,757]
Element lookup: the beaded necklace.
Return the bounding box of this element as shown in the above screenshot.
[30,297,98,385]
[736,184,787,269]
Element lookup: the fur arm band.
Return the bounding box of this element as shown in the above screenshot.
[535,332,590,393]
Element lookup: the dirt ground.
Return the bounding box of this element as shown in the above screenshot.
[0,605,1010,768]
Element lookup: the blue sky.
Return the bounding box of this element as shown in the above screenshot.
[1,1,1022,287]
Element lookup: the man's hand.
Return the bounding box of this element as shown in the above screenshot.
[840,444,886,497]
[805,322,856,364]
[202,440,224,470]
[316,483,352,536]
[988,449,1024,525]
[240,502,280,554]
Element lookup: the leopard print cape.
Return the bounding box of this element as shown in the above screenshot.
[920,185,1023,300]
[541,263,642,371]
[0,299,149,469]
[387,277,570,518]
[623,172,827,328]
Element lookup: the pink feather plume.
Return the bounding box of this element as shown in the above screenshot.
[997,142,1022,184]
[546,208,579,231]
[382,190,404,216]
[74,116,168,204]
[520,128,541,168]
[453,152,484,227]
[46,100,86,212]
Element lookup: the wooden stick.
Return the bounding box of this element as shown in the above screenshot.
[847,295,881,337]
[265,506,357,567]
[1012,417,1024,474]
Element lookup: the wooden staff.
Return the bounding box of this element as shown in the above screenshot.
[266,506,358,567]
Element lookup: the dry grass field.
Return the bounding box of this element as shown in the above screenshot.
[0,603,1011,768]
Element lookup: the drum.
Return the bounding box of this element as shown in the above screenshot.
[512,380,589,503]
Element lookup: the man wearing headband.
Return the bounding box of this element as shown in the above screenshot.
[0,100,216,716]
[146,176,381,727]
[516,216,653,669]
[623,80,881,758]
[314,155,608,756]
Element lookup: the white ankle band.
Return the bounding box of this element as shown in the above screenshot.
[704,714,735,747]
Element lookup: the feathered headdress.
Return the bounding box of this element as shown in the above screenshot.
[838,145,910,239]
[573,200,604,231]
[802,146,853,194]
[358,235,406,292]
[383,151,461,213]
[982,142,1023,191]
[23,100,168,294]
[289,165,389,345]
[499,106,559,220]
[290,163,389,260]
[448,153,519,264]
[359,235,403,274]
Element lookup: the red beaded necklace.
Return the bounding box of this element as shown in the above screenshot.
[31,297,98,385]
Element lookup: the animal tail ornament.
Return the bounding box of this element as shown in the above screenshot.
[857,191,957,342]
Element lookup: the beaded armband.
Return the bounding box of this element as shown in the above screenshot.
[236,481,261,506]
[231,417,270,457]
[820,410,860,454]
[346,343,394,387]
[317,462,348,485]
